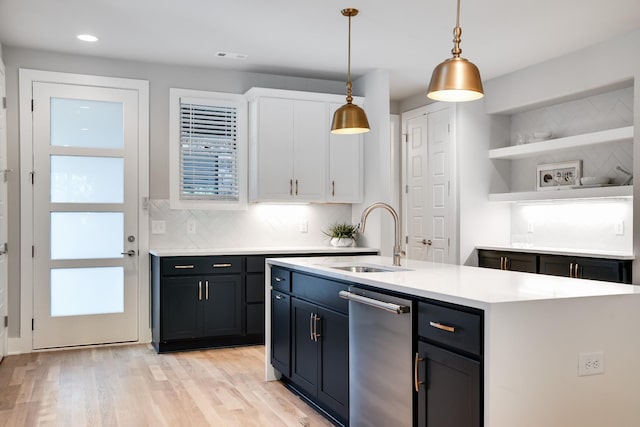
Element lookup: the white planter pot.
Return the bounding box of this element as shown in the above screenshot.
[330,237,355,247]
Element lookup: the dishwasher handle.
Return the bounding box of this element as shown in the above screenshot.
[339,290,410,314]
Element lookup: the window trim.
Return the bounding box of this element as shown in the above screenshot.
[169,88,248,210]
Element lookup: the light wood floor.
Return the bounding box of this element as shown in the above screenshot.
[0,344,334,427]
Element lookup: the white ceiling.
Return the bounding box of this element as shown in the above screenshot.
[1,0,639,101]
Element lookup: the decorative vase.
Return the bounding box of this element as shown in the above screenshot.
[330,237,355,247]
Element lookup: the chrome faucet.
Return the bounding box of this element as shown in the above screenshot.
[360,202,402,266]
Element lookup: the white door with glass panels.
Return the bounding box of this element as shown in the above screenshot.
[0,61,7,361]
[32,82,139,349]
[405,106,453,264]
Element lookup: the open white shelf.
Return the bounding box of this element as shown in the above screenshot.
[488,126,633,160]
[489,185,633,202]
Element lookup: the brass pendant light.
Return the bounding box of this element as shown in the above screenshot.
[331,8,370,134]
[427,0,484,102]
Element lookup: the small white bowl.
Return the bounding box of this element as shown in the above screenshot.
[580,176,610,185]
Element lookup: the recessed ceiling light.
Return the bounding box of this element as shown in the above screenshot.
[77,34,99,42]
[215,51,248,60]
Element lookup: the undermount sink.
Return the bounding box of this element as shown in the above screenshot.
[329,264,412,273]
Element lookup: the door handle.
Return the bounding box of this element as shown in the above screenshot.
[289,179,293,196]
[569,263,574,278]
[121,249,136,257]
[205,280,209,300]
[574,263,580,279]
[421,239,432,246]
[310,313,314,341]
[275,294,284,300]
[332,180,335,197]
[313,314,320,342]
[295,179,299,196]
[198,281,202,301]
[414,352,424,392]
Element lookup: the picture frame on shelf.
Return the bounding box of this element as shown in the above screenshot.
[536,160,582,191]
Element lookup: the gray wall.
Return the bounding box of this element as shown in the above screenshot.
[1,46,353,337]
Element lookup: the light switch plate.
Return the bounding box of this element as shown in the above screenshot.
[615,220,624,235]
[187,219,196,234]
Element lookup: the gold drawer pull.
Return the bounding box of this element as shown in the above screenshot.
[429,321,456,333]
[213,263,232,268]
[174,265,194,269]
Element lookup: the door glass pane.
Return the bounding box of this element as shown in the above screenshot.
[51,212,123,260]
[51,156,124,203]
[50,98,123,149]
[51,267,124,316]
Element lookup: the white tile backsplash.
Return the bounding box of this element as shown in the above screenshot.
[149,199,355,249]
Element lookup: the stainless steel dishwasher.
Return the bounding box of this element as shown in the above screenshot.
[339,287,413,426]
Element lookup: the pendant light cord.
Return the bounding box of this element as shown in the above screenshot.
[451,0,462,57]
[346,13,353,103]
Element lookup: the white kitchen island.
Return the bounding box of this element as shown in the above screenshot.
[264,255,640,427]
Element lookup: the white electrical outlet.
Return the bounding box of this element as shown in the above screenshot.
[299,220,308,233]
[187,219,196,234]
[151,220,166,234]
[615,220,624,235]
[578,351,605,376]
[527,221,534,233]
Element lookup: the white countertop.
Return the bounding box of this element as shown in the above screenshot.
[149,246,379,257]
[476,245,634,260]
[266,255,640,309]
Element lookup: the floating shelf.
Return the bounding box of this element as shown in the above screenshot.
[488,126,634,160]
[489,185,633,202]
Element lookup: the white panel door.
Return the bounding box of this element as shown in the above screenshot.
[0,61,7,361]
[405,107,453,264]
[32,82,139,349]
[292,100,327,201]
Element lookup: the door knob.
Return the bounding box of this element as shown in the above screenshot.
[421,239,432,246]
[121,250,136,257]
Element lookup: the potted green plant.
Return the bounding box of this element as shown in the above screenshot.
[324,222,359,247]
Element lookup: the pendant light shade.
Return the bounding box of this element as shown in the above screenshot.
[427,0,484,102]
[331,8,370,134]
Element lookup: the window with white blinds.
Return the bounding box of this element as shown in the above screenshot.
[180,102,238,200]
[169,89,247,210]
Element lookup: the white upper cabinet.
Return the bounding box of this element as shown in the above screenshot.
[328,102,363,203]
[247,88,363,203]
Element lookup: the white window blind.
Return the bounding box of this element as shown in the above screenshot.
[180,101,239,201]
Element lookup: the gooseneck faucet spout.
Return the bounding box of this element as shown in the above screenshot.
[360,202,402,266]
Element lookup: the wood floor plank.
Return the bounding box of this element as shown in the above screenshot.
[0,344,334,426]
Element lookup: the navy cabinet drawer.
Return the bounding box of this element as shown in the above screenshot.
[291,272,348,314]
[161,256,242,276]
[418,301,482,357]
[271,267,291,292]
[246,256,266,273]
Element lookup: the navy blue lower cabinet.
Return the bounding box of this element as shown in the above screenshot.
[416,341,481,427]
[274,270,349,426]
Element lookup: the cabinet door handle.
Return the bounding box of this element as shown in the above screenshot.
[213,263,232,268]
[295,179,299,196]
[429,321,456,333]
[310,313,314,341]
[198,281,202,301]
[414,352,424,392]
[504,257,509,270]
[313,314,321,341]
[275,294,284,300]
[174,265,194,269]
[574,263,580,279]
[332,180,335,197]
[569,263,574,278]
[499,257,504,270]
[274,277,284,282]
[205,280,209,300]
[289,179,293,196]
